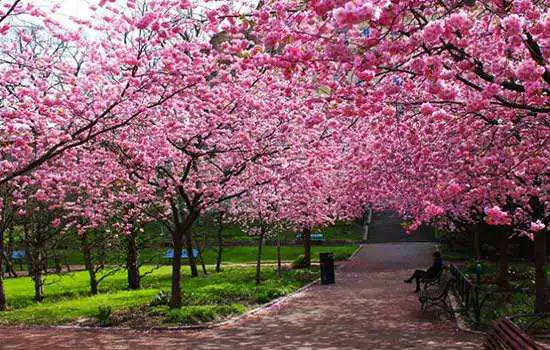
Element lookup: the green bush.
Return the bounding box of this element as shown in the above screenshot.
[150,290,171,307]
[165,304,245,324]
[96,305,112,326]
[291,255,308,269]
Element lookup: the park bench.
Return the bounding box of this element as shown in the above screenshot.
[485,318,542,350]
[164,248,199,262]
[295,232,325,242]
[418,268,454,315]
[11,250,25,270]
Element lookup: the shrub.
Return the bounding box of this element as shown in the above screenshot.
[291,255,307,269]
[165,304,245,324]
[150,290,171,307]
[96,305,112,326]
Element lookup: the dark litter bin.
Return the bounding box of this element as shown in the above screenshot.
[320,252,335,285]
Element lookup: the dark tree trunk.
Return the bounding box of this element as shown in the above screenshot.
[6,227,16,277]
[81,236,98,295]
[0,229,6,311]
[184,230,198,277]
[471,224,481,260]
[534,230,549,312]
[194,237,208,275]
[31,249,44,302]
[215,213,224,273]
[303,228,312,269]
[496,231,510,289]
[126,231,141,290]
[170,230,184,309]
[0,270,5,311]
[32,264,44,302]
[256,227,265,286]
[530,196,549,313]
[53,253,62,274]
[276,236,282,278]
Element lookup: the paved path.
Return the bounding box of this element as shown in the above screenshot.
[0,243,482,349]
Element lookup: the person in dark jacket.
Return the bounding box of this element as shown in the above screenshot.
[404,251,443,292]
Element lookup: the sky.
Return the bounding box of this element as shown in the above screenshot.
[31,0,95,20]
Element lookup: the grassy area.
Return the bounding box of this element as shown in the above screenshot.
[0,266,319,326]
[1,245,358,326]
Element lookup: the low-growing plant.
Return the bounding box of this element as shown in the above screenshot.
[291,255,308,269]
[165,304,245,324]
[150,290,171,307]
[96,305,112,326]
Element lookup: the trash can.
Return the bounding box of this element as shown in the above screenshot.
[320,252,335,285]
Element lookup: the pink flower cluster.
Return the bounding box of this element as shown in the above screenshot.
[484,207,512,226]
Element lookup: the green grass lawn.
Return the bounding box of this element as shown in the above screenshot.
[0,266,319,326]
[1,245,358,326]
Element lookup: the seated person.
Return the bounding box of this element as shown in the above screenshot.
[404,251,443,292]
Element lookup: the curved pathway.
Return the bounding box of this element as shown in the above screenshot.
[1,243,482,349]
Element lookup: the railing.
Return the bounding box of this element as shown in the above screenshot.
[450,264,533,330]
[450,264,481,327]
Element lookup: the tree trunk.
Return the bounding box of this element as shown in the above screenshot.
[184,230,198,277]
[215,213,224,273]
[81,236,98,295]
[529,196,549,313]
[0,229,6,311]
[6,227,16,277]
[303,228,312,269]
[256,228,265,286]
[170,231,183,309]
[471,224,481,260]
[126,231,141,290]
[194,237,208,275]
[534,230,549,312]
[30,249,44,302]
[276,236,282,278]
[496,231,510,289]
[32,262,44,302]
[362,207,372,242]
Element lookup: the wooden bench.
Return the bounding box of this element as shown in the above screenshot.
[485,318,542,350]
[418,269,454,315]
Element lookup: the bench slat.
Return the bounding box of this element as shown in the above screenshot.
[500,319,541,350]
[494,322,524,350]
[485,319,542,350]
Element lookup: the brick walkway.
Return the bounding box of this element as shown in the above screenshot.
[0,243,482,349]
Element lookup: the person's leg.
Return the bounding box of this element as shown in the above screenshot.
[414,270,426,292]
[404,269,425,283]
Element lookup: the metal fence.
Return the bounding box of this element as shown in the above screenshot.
[450,264,481,327]
[450,264,534,330]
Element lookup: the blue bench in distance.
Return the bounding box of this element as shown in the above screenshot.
[295,232,325,242]
[10,250,25,271]
[164,248,199,260]
[11,250,25,260]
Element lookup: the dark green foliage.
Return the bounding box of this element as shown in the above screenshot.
[96,305,112,326]
[150,290,171,307]
[291,255,307,269]
[164,304,246,324]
